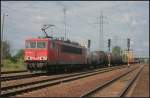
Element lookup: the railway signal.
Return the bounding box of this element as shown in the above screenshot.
[108,39,111,51]
[108,39,111,67]
[127,38,130,67]
[127,38,130,51]
[88,39,91,49]
[87,39,91,56]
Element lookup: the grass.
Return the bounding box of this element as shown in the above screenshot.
[1,58,26,72]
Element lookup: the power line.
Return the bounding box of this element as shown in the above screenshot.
[95,11,106,51]
[57,2,68,40]
[100,12,104,51]
[75,12,108,51]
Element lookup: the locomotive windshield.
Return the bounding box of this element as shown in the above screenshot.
[25,41,46,49]
[26,42,36,48]
[37,42,46,48]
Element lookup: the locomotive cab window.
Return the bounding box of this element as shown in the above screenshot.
[26,41,36,48]
[37,42,46,48]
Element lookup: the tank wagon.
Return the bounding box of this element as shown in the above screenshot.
[88,51,123,66]
[88,51,108,65]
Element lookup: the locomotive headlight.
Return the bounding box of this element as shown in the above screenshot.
[28,57,32,60]
[40,56,47,60]
[25,56,32,60]
[43,56,47,60]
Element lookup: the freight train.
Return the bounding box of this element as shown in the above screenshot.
[24,36,130,73]
[24,25,136,73]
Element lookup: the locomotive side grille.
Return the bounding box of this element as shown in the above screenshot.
[61,44,82,54]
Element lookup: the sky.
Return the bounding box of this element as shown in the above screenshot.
[1,1,149,58]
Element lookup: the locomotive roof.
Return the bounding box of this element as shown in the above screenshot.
[25,38,49,41]
[25,37,86,48]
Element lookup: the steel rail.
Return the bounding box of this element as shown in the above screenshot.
[1,73,45,81]
[1,70,28,74]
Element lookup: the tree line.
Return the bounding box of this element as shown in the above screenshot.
[1,40,23,63]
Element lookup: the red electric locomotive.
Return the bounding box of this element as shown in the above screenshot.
[24,37,87,72]
[24,25,88,72]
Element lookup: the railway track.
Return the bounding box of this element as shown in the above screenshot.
[1,70,28,74]
[80,65,144,97]
[119,65,144,97]
[1,70,27,74]
[1,65,126,97]
[1,72,45,81]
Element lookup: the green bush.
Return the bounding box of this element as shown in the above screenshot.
[2,58,26,72]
